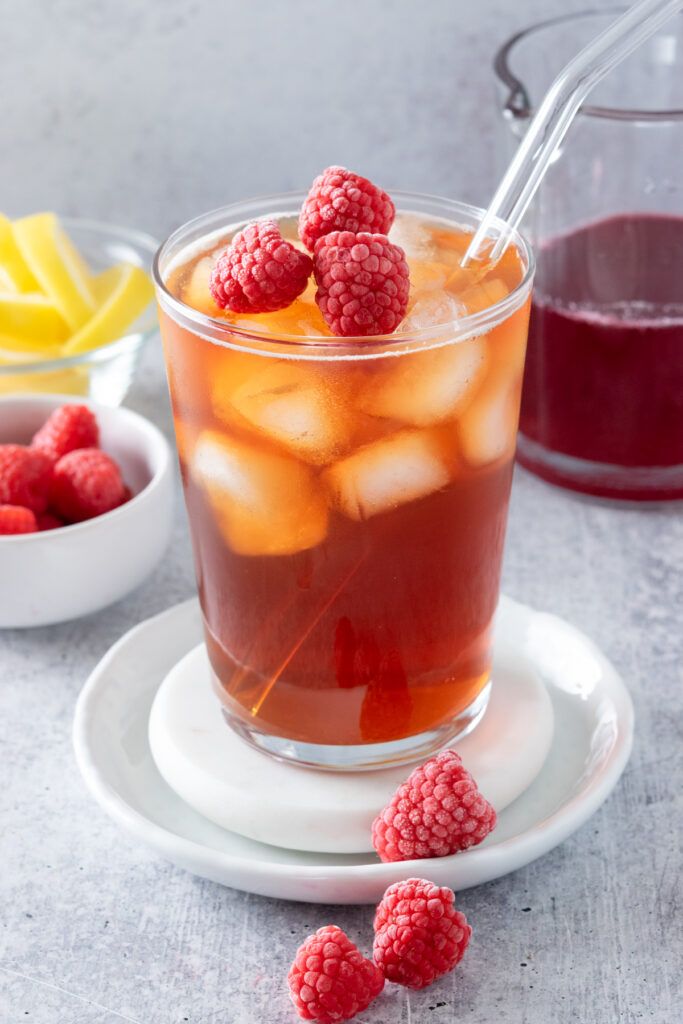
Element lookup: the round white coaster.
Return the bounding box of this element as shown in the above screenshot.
[148,639,554,854]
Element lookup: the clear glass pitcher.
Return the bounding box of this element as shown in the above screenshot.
[496,9,683,501]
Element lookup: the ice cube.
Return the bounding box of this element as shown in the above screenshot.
[488,303,529,379]
[458,378,519,467]
[183,256,220,316]
[359,334,488,427]
[389,214,435,261]
[191,430,329,556]
[323,428,451,521]
[457,277,509,316]
[230,360,354,464]
[210,350,268,429]
[402,293,469,332]
[409,260,454,294]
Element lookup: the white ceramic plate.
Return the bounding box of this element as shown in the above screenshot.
[73,596,634,904]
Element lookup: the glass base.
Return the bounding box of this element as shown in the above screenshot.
[516,433,683,503]
[221,681,492,772]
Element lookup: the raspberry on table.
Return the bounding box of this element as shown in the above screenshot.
[0,504,38,535]
[0,444,53,513]
[48,448,126,523]
[373,878,471,989]
[299,166,395,252]
[210,219,313,314]
[371,749,497,862]
[288,925,384,1023]
[31,404,99,462]
[313,231,410,337]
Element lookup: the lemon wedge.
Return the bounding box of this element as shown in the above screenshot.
[0,292,70,343]
[63,262,154,355]
[13,213,96,332]
[0,214,39,292]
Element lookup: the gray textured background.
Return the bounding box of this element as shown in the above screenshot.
[3,0,619,238]
[2,1,681,1023]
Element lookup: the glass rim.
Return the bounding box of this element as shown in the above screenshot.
[152,190,535,358]
[495,7,683,124]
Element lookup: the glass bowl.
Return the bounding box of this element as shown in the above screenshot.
[0,219,159,405]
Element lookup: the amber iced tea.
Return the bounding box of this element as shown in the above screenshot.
[156,195,533,768]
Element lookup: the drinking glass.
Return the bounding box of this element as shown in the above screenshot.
[154,192,534,769]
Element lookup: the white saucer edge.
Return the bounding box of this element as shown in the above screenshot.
[72,597,634,905]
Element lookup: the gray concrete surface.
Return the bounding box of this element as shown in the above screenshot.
[2,1,681,1022]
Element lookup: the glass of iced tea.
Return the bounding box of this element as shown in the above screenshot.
[153,191,533,769]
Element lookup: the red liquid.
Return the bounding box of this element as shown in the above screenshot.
[519,214,683,499]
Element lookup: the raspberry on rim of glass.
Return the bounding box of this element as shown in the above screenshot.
[207,166,411,338]
[299,165,396,252]
[210,219,313,315]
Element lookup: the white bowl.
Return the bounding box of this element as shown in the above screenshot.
[0,393,174,627]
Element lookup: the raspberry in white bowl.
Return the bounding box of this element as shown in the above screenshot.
[0,393,173,627]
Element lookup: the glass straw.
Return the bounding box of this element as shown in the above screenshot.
[462,0,683,266]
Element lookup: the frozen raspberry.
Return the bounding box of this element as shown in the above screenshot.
[0,445,53,513]
[210,220,313,314]
[373,878,471,989]
[299,167,395,252]
[48,448,126,523]
[313,231,409,337]
[0,504,38,534]
[288,925,384,1023]
[36,511,64,531]
[372,749,497,862]
[31,404,99,462]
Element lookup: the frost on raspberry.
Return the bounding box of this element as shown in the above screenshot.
[299,166,396,252]
[313,231,410,337]
[209,219,313,314]
[371,749,497,862]
[373,878,471,989]
[288,925,384,1023]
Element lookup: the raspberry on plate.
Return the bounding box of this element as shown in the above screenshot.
[373,878,471,989]
[371,749,497,862]
[49,448,126,523]
[0,444,53,514]
[210,219,313,314]
[31,404,99,462]
[299,166,395,252]
[313,231,410,337]
[288,925,384,1023]
[0,504,38,535]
